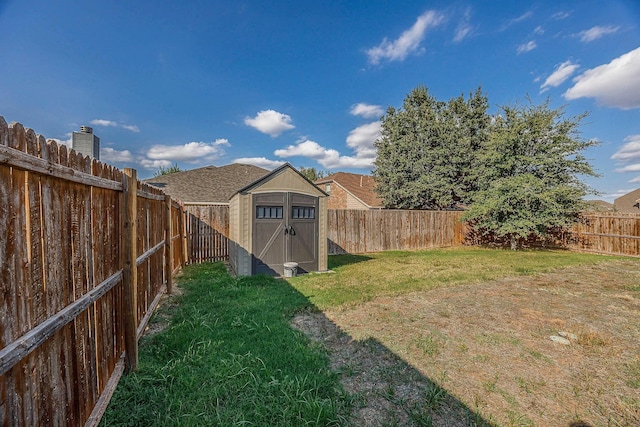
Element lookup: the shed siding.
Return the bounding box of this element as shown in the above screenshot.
[230,164,327,276]
[239,193,252,276]
[318,197,328,271]
[229,195,239,274]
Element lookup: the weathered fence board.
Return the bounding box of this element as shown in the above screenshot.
[0,116,188,427]
[185,209,229,263]
[567,213,640,257]
[326,209,466,254]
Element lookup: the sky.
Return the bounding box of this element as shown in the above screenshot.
[1,0,639,201]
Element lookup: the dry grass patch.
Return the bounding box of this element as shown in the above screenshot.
[294,257,640,426]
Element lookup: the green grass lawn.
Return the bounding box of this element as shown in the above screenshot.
[100,263,349,426]
[101,248,630,426]
[289,247,629,310]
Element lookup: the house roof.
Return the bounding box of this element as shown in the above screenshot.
[613,187,640,212]
[145,163,269,203]
[315,172,384,208]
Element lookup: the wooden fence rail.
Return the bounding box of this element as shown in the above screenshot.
[566,213,640,257]
[184,205,229,263]
[326,209,466,254]
[181,206,467,257]
[0,117,188,427]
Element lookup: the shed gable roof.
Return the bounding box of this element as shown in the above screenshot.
[145,163,269,203]
[236,163,327,197]
[315,172,383,208]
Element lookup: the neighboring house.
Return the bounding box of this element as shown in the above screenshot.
[315,172,384,210]
[145,163,269,204]
[613,188,640,213]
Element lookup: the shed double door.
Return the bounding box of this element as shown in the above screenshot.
[252,192,318,276]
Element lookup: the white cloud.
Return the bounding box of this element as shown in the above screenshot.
[576,25,620,42]
[274,121,381,169]
[517,40,537,54]
[615,164,640,173]
[146,141,227,163]
[90,119,117,127]
[540,60,579,92]
[534,25,544,35]
[274,138,373,169]
[244,110,294,137]
[275,139,330,159]
[453,7,473,43]
[346,121,382,159]
[605,188,637,199]
[350,103,384,119]
[612,135,640,180]
[233,157,284,169]
[90,119,140,132]
[564,47,640,109]
[100,147,135,163]
[121,124,140,133]
[611,135,640,162]
[213,138,231,146]
[366,10,444,65]
[552,11,571,20]
[140,159,173,169]
[501,10,533,31]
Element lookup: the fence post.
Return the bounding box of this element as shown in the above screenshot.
[122,168,138,372]
[164,195,173,294]
[182,204,189,264]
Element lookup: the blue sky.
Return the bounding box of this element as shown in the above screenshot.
[1,1,639,201]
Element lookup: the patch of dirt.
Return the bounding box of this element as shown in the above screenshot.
[143,283,184,337]
[293,260,640,426]
[292,312,487,426]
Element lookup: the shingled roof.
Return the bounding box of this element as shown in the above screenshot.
[613,187,640,213]
[315,172,384,208]
[145,163,269,204]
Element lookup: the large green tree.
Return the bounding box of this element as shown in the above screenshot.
[373,85,490,209]
[298,166,327,182]
[462,100,599,249]
[153,163,182,177]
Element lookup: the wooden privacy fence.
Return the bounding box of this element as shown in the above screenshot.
[184,204,229,263]
[326,209,466,254]
[0,117,187,427]
[181,206,467,257]
[566,213,640,257]
[160,206,640,259]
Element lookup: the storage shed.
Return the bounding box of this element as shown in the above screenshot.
[229,163,328,277]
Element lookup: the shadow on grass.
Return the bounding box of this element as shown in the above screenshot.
[328,253,373,270]
[102,261,497,426]
[291,307,497,427]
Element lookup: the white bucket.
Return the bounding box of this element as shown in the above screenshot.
[283,262,298,278]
